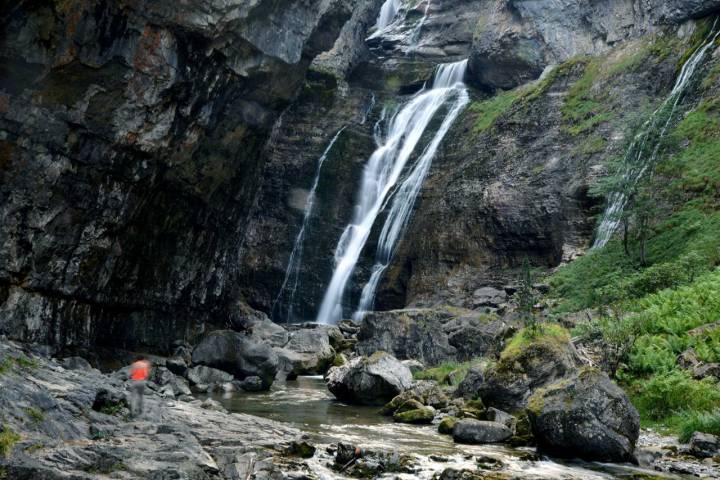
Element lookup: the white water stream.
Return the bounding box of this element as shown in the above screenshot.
[316,60,469,325]
[271,128,346,323]
[593,21,720,248]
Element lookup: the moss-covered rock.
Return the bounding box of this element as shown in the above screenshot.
[526,367,639,462]
[438,416,458,435]
[479,325,578,412]
[393,407,435,424]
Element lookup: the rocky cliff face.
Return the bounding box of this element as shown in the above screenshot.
[0,0,367,350]
[468,0,720,89]
[2,0,719,346]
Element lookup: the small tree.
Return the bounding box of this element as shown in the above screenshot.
[517,257,539,335]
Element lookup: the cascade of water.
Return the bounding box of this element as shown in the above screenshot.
[409,0,431,48]
[315,60,470,325]
[361,93,376,125]
[593,21,720,249]
[368,0,403,39]
[271,127,346,323]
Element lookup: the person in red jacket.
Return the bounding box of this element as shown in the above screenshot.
[129,357,151,417]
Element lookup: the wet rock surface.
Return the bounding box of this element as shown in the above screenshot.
[325,351,413,405]
[527,368,640,463]
[356,307,514,364]
[0,340,307,479]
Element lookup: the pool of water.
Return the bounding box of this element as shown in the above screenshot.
[203,376,687,479]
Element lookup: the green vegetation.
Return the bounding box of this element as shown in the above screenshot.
[548,40,720,441]
[468,89,522,134]
[414,360,474,386]
[0,425,20,458]
[501,324,570,360]
[0,354,39,376]
[24,407,44,424]
[679,410,720,443]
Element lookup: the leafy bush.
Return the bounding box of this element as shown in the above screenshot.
[631,370,720,420]
[679,410,720,443]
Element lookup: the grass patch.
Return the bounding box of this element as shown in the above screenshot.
[501,324,570,360]
[414,361,474,386]
[24,407,44,424]
[629,370,720,420]
[469,89,522,134]
[0,425,20,458]
[679,410,720,443]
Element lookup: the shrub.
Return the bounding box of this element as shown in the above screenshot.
[632,370,720,420]
[679,410,720,443]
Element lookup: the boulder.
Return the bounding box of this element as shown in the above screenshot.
[381,380,449,415]
[688,432,720,459]
[527,368,640,463]
[166,356,188,376]
[393,407,435,424]
[455,363,486,400]
[247,317,289,348]
[452,419,512,444]
[61,356,92,371]
[479,327,578,412]
[191,330,279,388]
[438,416,458,435]
[274,328,335,379]
[471,287,507,308]
[186,365,234,386]
[444,315,515,361]
[237,376,264,392]
[485,407,516,433]
[356,308,457,365]
[325,352,413,405]
[356,308,515,365]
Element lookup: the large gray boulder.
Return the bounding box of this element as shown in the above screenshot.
[325,352,413,405]
[452,419,512,444]
[274,328,336,379]
[527,368,640,463]
[191,330,278,389]
[356,308,513,365]
[479,328,578,412]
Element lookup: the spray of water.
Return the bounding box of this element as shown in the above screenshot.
[315,60,470,325]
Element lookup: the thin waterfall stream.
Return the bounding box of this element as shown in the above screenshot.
[315,60,470,325]
[592,20,720,249]
[271,127,346,323]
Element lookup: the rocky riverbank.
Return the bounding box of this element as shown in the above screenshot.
[3,299,720,479]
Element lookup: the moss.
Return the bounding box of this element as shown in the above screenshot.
[468,89,522,134]
[0,425,20,458]
[393,407,434,424]
[438,416,457,434]
[501,324,570,361]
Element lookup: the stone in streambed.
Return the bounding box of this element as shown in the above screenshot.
[191,330,278,388]
[688,432,720,459]
[452,419,512,444]
[186,365,234,386]
[393,407,435,424]
[438,416,458,435]
[325,352,412,405]
[526,367,639,463]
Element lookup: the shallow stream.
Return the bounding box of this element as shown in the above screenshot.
[204,376,691,479]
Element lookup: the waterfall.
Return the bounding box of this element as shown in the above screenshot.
[271,127,346,323]
[593,21,720,249]
[409,0,431,48]
[315,60,470,325]
[368,0,403,39]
